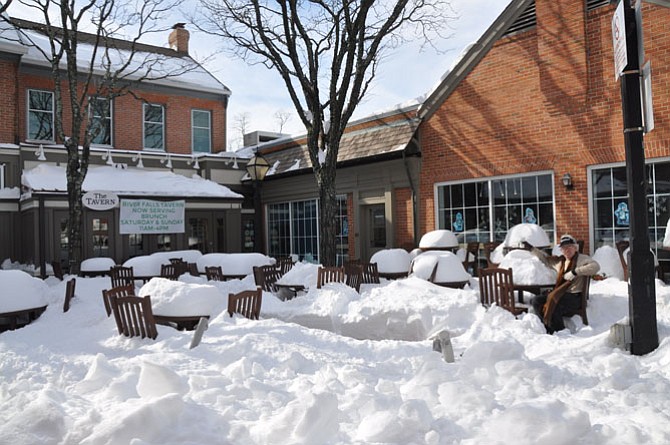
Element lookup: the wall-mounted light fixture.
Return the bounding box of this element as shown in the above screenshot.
[35,144,46,161]
[102,150,114,166]
[562,173,573,190]
[187,155,200,170]
[132,152,144,169]
[160,154,172,169]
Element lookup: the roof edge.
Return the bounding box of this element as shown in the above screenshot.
[417,0,534,121]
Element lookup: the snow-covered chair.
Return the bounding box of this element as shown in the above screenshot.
[110,294,158,340]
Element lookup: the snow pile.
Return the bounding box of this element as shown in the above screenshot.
[139,278,224,317]
[593,245,625,280]
[0,187,20,199]
[418,229,459,249]
[80,257,116,272]
[3,248,670,444]
[503,223,551,248]
[276,262,319,288]
[498,249,556,285]
[0,270,49,311]
[370,249,411,274]
[410,251,471,283]
[197,253,274,276]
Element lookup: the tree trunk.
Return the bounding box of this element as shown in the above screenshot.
[66,141,85,274]
[317,166,338,267]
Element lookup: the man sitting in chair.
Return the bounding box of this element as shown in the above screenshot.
[523,234,600,334]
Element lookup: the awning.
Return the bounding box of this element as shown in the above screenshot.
[21,164,243,199]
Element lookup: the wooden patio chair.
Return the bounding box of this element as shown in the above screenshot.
[188,263,200,276]
[361,262,381,284]
[275,257,295,276]
[253,265,281,292]
[462,242,480,274]
[63,278,76,313]
[616,240,630,281]
[316,266,345,289]
[563,275,591,325]
[101,284,135,317]
[345,263,363,292]
[228,287,262,320]
[205,266,225,281]
[110,266,135,288]
[160,263,178,280]
[110,294,158,339]
[477,267,526,316]
[483,242,501,268]
[51,260,64,280]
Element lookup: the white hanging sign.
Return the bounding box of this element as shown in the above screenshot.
[612,0,627,80]
[119,199,185,234]
[82,191,119,211]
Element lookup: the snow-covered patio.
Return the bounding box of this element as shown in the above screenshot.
[2,259,670,444]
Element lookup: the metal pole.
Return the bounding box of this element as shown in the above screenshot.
[253,181,263,253]
[618,0,658,355]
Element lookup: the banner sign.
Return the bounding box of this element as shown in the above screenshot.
[82,191,119,211]
[119,199,185,234]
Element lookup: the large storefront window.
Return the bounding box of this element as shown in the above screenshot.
[592,162,670,252]
[267,196,348,263]
[437,173,555,243]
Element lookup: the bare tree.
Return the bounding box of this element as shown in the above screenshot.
[234,112,251,140]
[193,0,454,265]
[274,109,291,134]
[4,0,198,273]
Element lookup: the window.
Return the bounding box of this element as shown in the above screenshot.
[89,98,112,146]
[128,234,144,257]
[268,196,349,263]
[436,173,555,243]
[192,110,211,153]
[188,218,208,251]
[28,90,54,141]
[592,162,670,253]
[91,217,109,257]
[157,234,172,251]
[143,104,165,150]
[0,163,5,188]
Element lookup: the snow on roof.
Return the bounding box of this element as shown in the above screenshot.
[3,19,229,96]
[21,164,243,199]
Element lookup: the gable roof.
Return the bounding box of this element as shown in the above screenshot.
[2,17,230,96]
[254,108,420,179]
[417,0,534,121]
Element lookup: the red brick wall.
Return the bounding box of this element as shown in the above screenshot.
[394,187,415,250]
[17,73,227,153]
[419,2,670,251]
[0,59,18,143]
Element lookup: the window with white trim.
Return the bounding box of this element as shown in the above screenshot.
[267,196,349,264]
[192,110,211,153]
[592,162,670,253]
[89,98,112,146]
[28,89,54,141]
[0,163,5,188]
[436,173,555,243]
[143,103,164,150]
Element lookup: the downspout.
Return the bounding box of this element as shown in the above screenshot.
[401,139,419,247]
[38,194,46,279]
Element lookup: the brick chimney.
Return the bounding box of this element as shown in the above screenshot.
[168,23,189,54]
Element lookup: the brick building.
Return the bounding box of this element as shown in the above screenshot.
[416,0,670,270]
[0,20,249,270]
[247,0,670,270]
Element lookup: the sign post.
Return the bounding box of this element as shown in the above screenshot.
[613,0,658,355]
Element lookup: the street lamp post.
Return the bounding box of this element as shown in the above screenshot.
[246,154,270,253]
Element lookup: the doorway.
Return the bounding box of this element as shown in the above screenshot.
[361,203,387,261]
[85,211,114,259]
